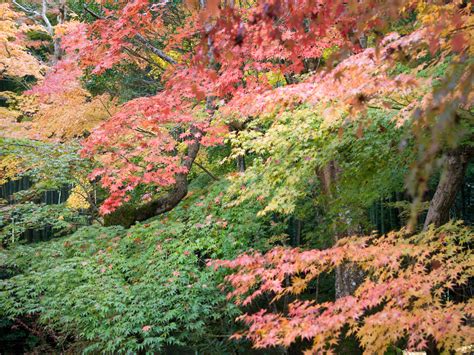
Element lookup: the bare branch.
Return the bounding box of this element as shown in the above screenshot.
[134,35,177,65]
[134,126,158,137]
[12,0,39,16]
[123,46,165,69]
[82,4,103,19]
[40,0,53,35]
[194,161,219,181]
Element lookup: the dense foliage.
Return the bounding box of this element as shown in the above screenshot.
[214,222,473,354]
[1,178,287,352]
[0,0,472,354]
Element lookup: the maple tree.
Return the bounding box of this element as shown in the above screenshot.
[0,4,44,138]
[213,221,473,354]
[11,0,67,63]
[40,0,469,222]
[0,0,473,353]
[0,3,44,80]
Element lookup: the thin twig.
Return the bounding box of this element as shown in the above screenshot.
[194,161,219,181]
[97,96,113,117]
[83,4,177,65]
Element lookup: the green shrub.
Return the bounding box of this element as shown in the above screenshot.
[0,179,285,353]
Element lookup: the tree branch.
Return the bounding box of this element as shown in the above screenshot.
[194,161,219,181]
[83,4,177,65]
[123,46,165,69]
[133,35,177,65]
[104,125,204,227]
[134,126,158,137]
[12,0,39,16]
[40,0,54,35]
[12,0,43,27]
[82,4,103,19]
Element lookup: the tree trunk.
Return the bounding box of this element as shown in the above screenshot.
[423,148,472,230]
[317,161,365,298]
[236,155,246,172]
[335,256,366,298]
[105,15,217,228]
[53,0,66,62]
[104,126,203,228]
[334,222,365,298]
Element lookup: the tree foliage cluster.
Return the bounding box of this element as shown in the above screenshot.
[0,0,473,354]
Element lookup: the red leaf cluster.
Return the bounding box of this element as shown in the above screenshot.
[212,223,473,353]
[35,0,473,212]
